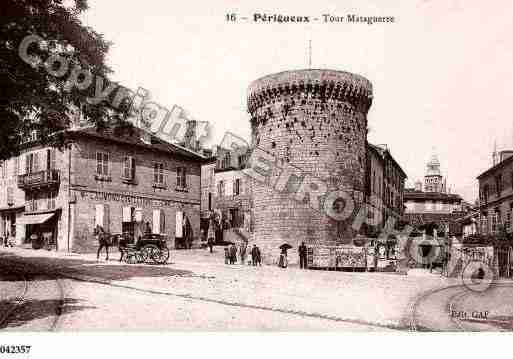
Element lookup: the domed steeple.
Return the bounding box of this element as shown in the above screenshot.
[424,152,444,192]
[426,154,441,177]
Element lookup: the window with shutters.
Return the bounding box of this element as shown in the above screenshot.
[122,155,136,182]
[153,162,165,187]
[176,166,187,189]
[506,207,512,233]
[152,209,166,234]
[238,155,246,168]
[34,152,39,172]
[96,152,109,176]
[47,190,56,210]
[25,152,39,174]
[27,192,38,212]
[495,174,503,196]
[218,180,225,197]
[482,184,489,203]
[491,211,498,234]
[234,178,241,195]
[46,148,56,171]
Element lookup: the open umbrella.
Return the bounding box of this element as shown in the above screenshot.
[279,243,293,250]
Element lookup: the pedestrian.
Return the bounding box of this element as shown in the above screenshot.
[298,241,308,269]
[95,224,110,261]
[230,243,237,264]
[207,218,215,253]
[255,245,262,266]
[251,245,258,266]
[239,241,247,265]
[278,247,288,268]
[224,247,230,264]
[118,233,131,262]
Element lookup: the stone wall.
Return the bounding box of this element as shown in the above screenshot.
[247,69,373,263]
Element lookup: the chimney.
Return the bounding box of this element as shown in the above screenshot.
[500,150,513,162]
[493,140,498,166]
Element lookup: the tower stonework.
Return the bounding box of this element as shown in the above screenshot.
[246,69,373,263]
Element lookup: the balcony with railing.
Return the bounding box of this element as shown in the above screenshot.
[17,169,60,190]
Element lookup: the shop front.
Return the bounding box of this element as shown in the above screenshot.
[17,210,60,250]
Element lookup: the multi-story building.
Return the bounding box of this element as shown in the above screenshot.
[477,150,513,235]
[403,154,464,232]
[0,126,208,253]
[199,146,252,245]
[0,157,26,242]
[213,146,252,231]
[365,143,407,232]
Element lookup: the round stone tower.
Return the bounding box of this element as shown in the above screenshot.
[246,69,373,263]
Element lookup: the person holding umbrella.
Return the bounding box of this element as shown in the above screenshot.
[278,243,292,268]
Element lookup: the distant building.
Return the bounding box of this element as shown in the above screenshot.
[403,154,464,233]
[455,210,479,238]
[477,149,513,235]
[365,143,407,232]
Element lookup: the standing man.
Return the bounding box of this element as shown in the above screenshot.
[224,247,230,264]
[229,243,237,264]
[207,215,215,253]
[251,245,258,266]
[239,241,247,265]
[298,242,308,269]
[255,245,262,266]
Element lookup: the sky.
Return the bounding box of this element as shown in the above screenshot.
[80,0,513,203]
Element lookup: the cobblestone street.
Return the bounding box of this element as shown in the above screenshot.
[2,247,498,331]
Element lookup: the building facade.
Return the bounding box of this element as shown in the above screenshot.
[0,127,207,253]
[365,143,407,232]
[403,154,463,232]
[477,150,513,235]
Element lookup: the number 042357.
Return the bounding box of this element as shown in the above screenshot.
[0,345,31,354]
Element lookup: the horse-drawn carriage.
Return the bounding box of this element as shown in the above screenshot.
[117,233,170,265]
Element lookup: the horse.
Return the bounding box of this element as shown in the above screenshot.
[94,225,113,261]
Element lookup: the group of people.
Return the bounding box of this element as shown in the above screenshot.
[1,232,15,247]
[224,243,262,266]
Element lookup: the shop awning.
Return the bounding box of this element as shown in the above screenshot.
[17,212,55,225]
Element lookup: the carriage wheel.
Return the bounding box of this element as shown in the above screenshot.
[123,251,132,264]
[126,253,137,264]
[141,244,160,264]
[156,247,170,264]
[136,251,147,264]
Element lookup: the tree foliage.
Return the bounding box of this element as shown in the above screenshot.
[1,0,128,159]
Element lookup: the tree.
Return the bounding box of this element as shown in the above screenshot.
[1,0,129,159]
